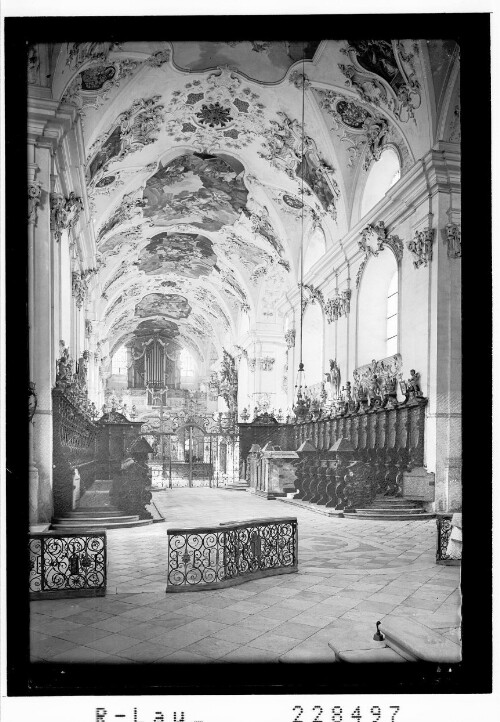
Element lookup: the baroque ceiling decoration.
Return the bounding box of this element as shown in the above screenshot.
[46,39,440,363]
[87,96,166,187]
[164,68,266,151]
[313,88,413,172]
[338,39,421,123]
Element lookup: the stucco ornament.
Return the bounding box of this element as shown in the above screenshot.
[407,227,435,268]
[442,222,461,259]
[339,39,421,123]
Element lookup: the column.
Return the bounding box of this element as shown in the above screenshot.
[30,141,54,523]
[426,145,461,512]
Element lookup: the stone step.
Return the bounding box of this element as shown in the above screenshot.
[355,507,427,514]
[371,500,422,507]
[66,509,123,517]
[52,514,141,525]
[380,616,461,663]
[343,511,435,521]
[277,497,344,517]
[51,518,153,531]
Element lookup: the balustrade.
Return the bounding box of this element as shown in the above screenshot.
[166,517,298,591]
[29,530,106,599]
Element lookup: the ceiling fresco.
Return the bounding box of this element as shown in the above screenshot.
[134,318,180,338]
[44,39,445,361]
[142,153,248,231]
[138,232,218,278]
[134,293,192,319]
[170,41,321,84]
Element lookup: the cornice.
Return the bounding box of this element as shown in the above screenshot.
[296,146,461,286]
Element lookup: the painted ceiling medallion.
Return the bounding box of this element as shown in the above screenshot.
[95,175,116,187]
[80,65,116,91]
[336,99,369,129]
[196,102,233,128]
[138,232,218,279]
[135,293,192,320]
[143,153,248,232]
[282,194,303,209]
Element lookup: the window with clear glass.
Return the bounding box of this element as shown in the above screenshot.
[386,271,398,356]
[111,346,128,375]
[180,347,195,378]
[361,147,401,219]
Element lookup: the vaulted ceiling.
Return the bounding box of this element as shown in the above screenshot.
[48,39,459,366]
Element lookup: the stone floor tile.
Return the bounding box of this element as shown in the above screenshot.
[255,605,300,621]
[247,633,299,654]
[224,600,275,615]
[170,618,227,637]
[220,645,279,663]
[86,634,140,654]
[262,586,302,599]
[31,635,79,659]
[53,625,113,645]
[49,646,116,664]
[118,606,169,621]
[289,612,337,628]
[63,610,112,626]
[211,625,265,644]
[200,608,250,625]
[400,597,443,611]
[276,597,318,612]
[279,640,337,663]
[91,616,138,634]
[353,600,398,614]
[172,603,218,619]
[37,604,88,619]
[184,636,240,659]
[237,615,284,632]
[162,650,212,663]
[114,641,178,662]
[118,621,177,640]
[33,618,86,638]
[271,621,319,640]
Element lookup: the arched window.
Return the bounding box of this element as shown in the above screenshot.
[357,250,398,366]
[361,147,401,219]
[301,302,324,385]
[386,271,398,356]
[304,226,326,274]
[179,348,195,379]
[240,307,250,334]
[111,345,128,375]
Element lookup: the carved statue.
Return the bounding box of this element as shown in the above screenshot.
[56,340,74,389]
[325,359,341,399]
[407,369,423,398]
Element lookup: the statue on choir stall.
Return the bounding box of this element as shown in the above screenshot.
[407,369,423,398]
[325,359,341,399]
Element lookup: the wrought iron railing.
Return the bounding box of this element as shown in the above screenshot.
[166,517,298,591]
[29,531,106,599]
[436,514,461,565]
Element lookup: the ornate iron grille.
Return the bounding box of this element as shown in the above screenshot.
[436,515,461,565]
[166,517,298,591]
[29,532,106,599]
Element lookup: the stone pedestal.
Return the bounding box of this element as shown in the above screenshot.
[402,466,435,502]
[257,443,299,499]
[247,444,262,491]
